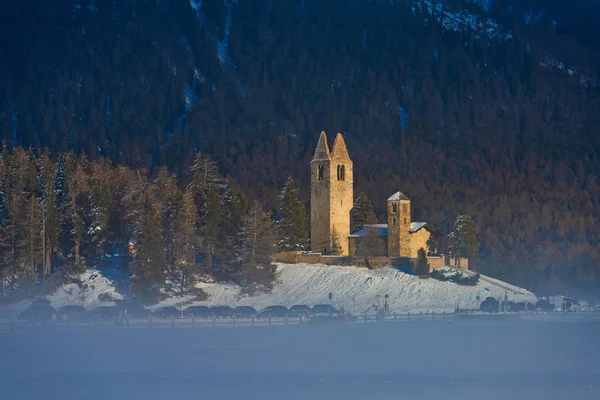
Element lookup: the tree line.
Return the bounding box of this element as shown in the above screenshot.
[0,147,285,303]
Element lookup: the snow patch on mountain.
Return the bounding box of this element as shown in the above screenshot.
[412,0,595,86]
[418,0,513,41]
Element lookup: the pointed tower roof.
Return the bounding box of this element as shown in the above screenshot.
[388,191,410,201]
[312,131,331,162]
[331,133,351,161]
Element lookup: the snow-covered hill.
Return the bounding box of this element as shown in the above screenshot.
[0,263,537,318]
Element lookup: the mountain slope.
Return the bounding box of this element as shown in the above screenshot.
[0,0,599,293]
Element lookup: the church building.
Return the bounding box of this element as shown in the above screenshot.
[310,131,439,258]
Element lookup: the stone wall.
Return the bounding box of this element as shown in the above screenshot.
[348,237,357,257]
[410,228,431,258]
[427,256,445,269]
[272,251,468,270]
[348,235,388,257]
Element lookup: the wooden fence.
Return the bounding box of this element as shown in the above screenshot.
[0,311,456,332]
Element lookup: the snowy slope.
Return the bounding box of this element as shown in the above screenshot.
[48,270,125,309]
[0,263,537,318]
[0,270,124,320]
[177,263,537,314]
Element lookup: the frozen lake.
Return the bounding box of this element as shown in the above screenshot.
[1,316,599,399]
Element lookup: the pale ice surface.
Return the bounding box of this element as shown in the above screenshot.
[0,264,537,319]
[1,316,599,399]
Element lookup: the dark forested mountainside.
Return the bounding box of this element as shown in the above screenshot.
[486,0,600,72]
[1,0,600,296]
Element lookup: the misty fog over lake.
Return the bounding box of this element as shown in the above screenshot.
[1,316,599,400]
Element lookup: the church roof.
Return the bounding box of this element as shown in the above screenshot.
[387,191,410,201]
[331,133,351,161]
[312,131,331,161]
[410,222,427,232]
[348,224,388,238]
[348,222,429,237]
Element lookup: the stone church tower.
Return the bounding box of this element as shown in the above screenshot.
[310,132,353,255]
[387,192,412,257]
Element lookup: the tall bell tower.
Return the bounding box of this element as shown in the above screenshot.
[310,132,353,255]
[387,192,412,257]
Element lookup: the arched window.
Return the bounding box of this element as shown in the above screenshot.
[403,204,407,213]
[392,217,396,224]
[317,165,324,181]
[337,165,345,181]
[404,217,407,225]
[392,204,397,214]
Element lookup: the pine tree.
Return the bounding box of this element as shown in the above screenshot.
[330,228,342,256]
[172,190,201,295]
[215,177,248,276]
[448,215,479,268]
[37,149,60,284]
[0,145,6,297]
[187,153,222,271]
[62,152,90,269]
[188,153,221,191]
[154,167,180,282]
[87,158,116,265]
[0,148,32,292]
[235,200,277,292]
[112,166,135,269]
[415,247,430,277]
[276,176,308,251]
[201,184,221,270]
[351,193,377,232]
[125,170,165,303]
[21,148,41,280]
[26,195,43,280]
[0,143,7,224]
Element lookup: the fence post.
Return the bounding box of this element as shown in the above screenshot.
[443,311,445,320]
[126,317,130,329]
[268,316,271,326]
[251,315,255,327]
[432,311,435,320]
[394,312,397,322]
[407,312,410,320]
[420,311,423,320]
[284,315,288,325]
[171,317,175,329]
